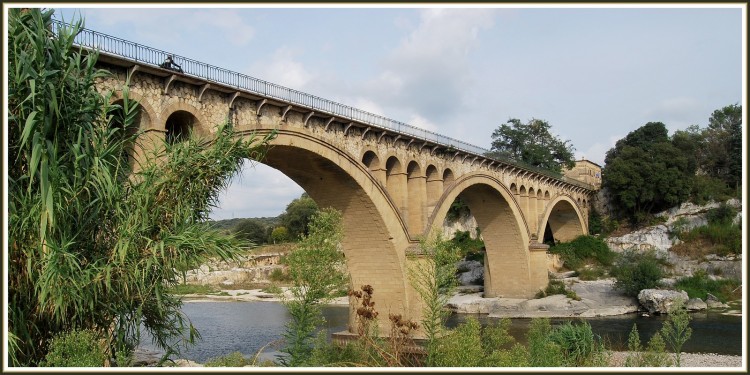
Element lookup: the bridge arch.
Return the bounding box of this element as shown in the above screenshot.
[240,129,413,332]
[159,101,209,139]
[361,149,385,184]
[428,173,539,298]
[537,195,588,244]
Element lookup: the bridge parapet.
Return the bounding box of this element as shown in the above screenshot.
[55,19,595,193]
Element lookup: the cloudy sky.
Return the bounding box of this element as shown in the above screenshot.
[52,4,745,220]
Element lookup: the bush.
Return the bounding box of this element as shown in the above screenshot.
[549,235,615,271]
[674,270,741,302]
[204,351,250,367]
[707,203,736,225]
[675,221,741,257]
[611,249,665,297]
[526,319,565,367]
[450,230,485,262]
[690,175,733,205]
[431,317,527,367]
[41,329,107,367]
[548,321,607,366]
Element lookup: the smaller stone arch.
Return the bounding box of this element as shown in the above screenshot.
[159,102,208,139]
[442,168,455,188]
[362,150,385,185]
[538,195,587,244]
[510,183,518,195]
[544,190,551,199]
[165,110,198,144]
[406,161,425,233]
[425,165,441,216]
[385,156,407,213]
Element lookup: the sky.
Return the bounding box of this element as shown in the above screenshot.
[47,4,745,220]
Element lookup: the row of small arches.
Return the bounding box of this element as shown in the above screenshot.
[361,151,455,185]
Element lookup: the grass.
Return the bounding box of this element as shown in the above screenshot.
[672,222,741,258]
[536,280,580,300]
[548,236,615,279]
[674,271,741,302]
[169,284,221,295]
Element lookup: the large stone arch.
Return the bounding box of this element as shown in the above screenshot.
[537,195,588,243]
[428,173,540,298]
[236,128,414,333]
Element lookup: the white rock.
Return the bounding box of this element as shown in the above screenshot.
[637,289,689,314]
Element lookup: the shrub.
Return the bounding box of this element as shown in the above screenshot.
[707,203,736,225]
[549,235,615,271]
[526,319,565,367]
[675,221,741,257]
[169,283,220,295]
[548,321,607,366]
[611,249,665,297]
[450,230,485,262]
[204,351,250,367]
[41,329,107,367]
[660,300,692,367]
[690,175,733,205]
[431,317,527,367]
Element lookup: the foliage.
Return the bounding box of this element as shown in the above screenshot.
[279,208,346,366]
[674,270,741,302]
[430,318,527,367]
[536,280,580,300]
[660,300,693,367]
[270,226,290,244]
[690,175,734,205]
[487,118,576,173]
[279,193,319,240]
[602,122,694,225]
[302,331,364,367]
[587,207,604,236]
[548,321,608,367]
[673,215,741,257]
[706,203,737,225]
[7,9,272,366]
[526,318,566,367]
[40,329,107,367]
[702,104,742,190]
[407,231,461,364]
[204,351,251,367]
[445,197,470,222]
[233,219,268,245]
[549,235,615,271]
[611,249,665,297]
[450,230,485,262]
[262,284,283,295]
[624,324,673,367]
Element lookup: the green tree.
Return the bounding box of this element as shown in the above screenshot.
[279,208,347,366]
[602,122,693,224]
[488,118,576,173]
[279,193,319,240]
[233,219,267,245]
[8,9,272,365]
[703,104,742,190]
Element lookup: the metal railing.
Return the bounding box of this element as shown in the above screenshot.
[52,20,594,190]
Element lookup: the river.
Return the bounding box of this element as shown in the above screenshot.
[137,301,742,364]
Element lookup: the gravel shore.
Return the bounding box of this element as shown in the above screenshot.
[608,351,743,368]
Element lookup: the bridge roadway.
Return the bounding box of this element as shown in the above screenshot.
[62,21,598,335]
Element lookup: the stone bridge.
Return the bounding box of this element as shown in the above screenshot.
[70,22,599,333]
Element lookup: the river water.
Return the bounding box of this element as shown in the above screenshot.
[138,301,742,364]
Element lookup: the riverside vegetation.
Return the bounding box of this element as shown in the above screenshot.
[8,8,741,369]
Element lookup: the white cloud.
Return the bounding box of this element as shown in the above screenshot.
[79,8,254,47]
[248,47,314,89]
[365,9,495,123]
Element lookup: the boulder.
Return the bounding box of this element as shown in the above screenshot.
[686,298,707,311]
[706,293,730,309]
[456,260,482,273]
[458,266,484,285]
[637,289,689,314]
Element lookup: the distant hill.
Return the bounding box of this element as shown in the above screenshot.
[206,216,281,232]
